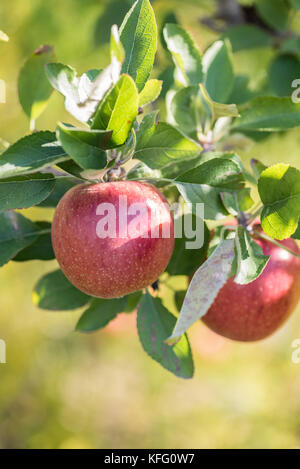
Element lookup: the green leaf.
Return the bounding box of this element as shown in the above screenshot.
[163,23,203,86]
[0,173,55,211]
[280,37,300,57]
[38,177,78,207]
[167,238,235,343]
[0,131,68,179]
[139,79,162,107]
[137,293,194,379]
[221,188,254,216]
[14,221,54,262]
[290,0,300,9]
[199,84,239,124]
[123,291,143,313]
[233,97,300,131]
[175,182,228,220]
[18,45,54,126]
[256,0,290,31]
[76,297,127,332]
[0,212,40,266]
[203,40,234,104]
[110,25,125,64]
[176,156,245,190]
[258,163,300,240]
[250,158,268,179]
[33,269,90,311]
[134,118,201,170]
[56,160,87,180]
[170,86,204,139]
[56,123,110,170]
[92,74,139,146]
[120,0,157,92]
[222,25,271,52]
[269,54,300,97]
[167,217,209,276]
[234,226,270,284]
[292,222,300,239]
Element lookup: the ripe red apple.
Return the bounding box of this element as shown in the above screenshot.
[52,181,174,298]
[202,233,300,341]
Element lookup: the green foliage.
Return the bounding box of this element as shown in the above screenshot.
[222,25,271,52]
[91,74,139,146]
[76,297,129,332]
[0,132,68,179]
[203,40,234,104]
[1,0,300,380]
[33,269,90,311]
[258,164,300,240]
[120,0,157,91]
[269,55,300,97]
[167,217,209,276]
[139,79,162,107]
[135,115,201,170]
[137,293,194,378]
[234,97,300,131]
[56,124,109,170]
[18,45,54,129]
[0,173,55,211]
[163,23,203,86]
[234,226,270,284]
[14,221,54,262]
[256,0,291,31]
[0,212,40,266]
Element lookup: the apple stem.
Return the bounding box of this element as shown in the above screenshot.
[254,231,300,259]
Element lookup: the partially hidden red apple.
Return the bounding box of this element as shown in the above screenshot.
[202,232,300,341]
[52,181,174,298]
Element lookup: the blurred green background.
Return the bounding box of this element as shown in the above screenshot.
[1,0,300,449]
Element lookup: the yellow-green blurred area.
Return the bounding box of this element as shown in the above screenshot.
[1,0,300,449]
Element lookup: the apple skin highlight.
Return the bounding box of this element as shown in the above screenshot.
[52,181,174,299]
[202,236,300,341]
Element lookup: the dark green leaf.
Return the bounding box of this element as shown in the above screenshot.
[92,74,138,146]
[269,54,300,97]
[233,97,300,131]
[0,212,39,266]
[176,156,245,190]
[256,0,290,31]
[76,297,127,332]
[120,0,157,91]
[221,189,254,216]
[14,221,54,262]
[0,173,55,211]
[234,226,270,284]
[33,269,90,311]
[175,182,228,220]
[167,217,209,276]
[290,0,300,9]
[56,123,108,170]
[222,25,271,52]
[203,40,234,103]
[258,163,300,240]
[18,45,54,126]
[163,23,203,86]
[250,158,268,179]
[134,118,201,170]
[38,177,78,207]
[0,131,68,179]
[137,293,194,379]
[292,222,300,239]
